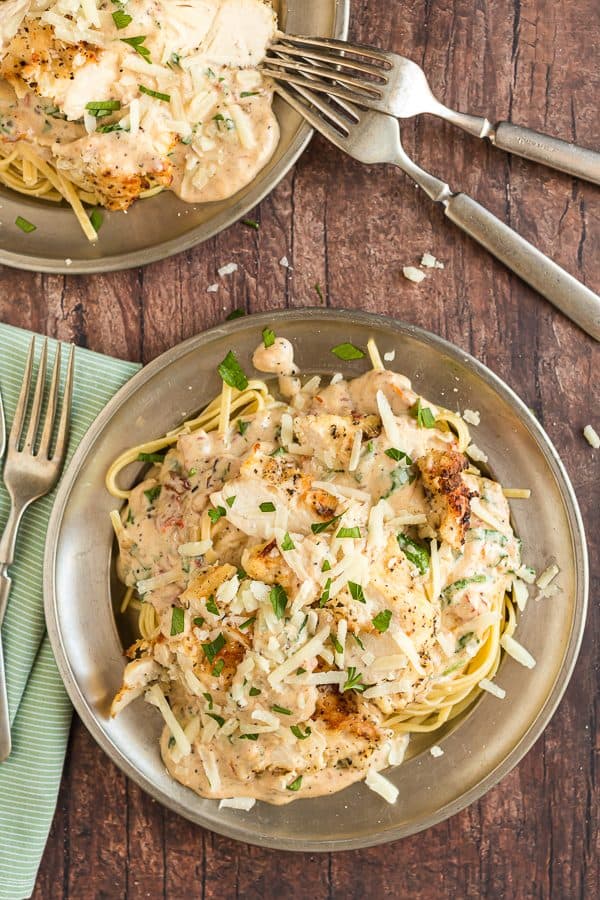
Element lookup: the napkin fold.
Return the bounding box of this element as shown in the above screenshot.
[0,324,139,900]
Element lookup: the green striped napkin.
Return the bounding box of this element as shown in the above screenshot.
[0,324,139,900]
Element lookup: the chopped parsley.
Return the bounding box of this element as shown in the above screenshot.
[262,327,275,348]
[89,209,103,233]
[96,122,127,133]
[411,397,436,428]
[85,100,121,118]
[441,575,488,606]
[239,616,255,631]
[112,9,132,29]
[348,581,366,603]
[259,501,276,512]
[208,505,227,524]
[206,595,219,615]
[337,526,361,539]
[211,659,225,677]
[249,686,261,696]
[272,704,292,716]
[330,633,344,654]
[269,447,286,457]
[137,451,166,463]
[143,485,161,505]
[319,577,332,607]
[270,583,288,619]
[240,91,259,98]
[239,733,259,741]
[290,725,311,740]
[372,609,392,633]
[352,632,365,650]
[314,283,324,302]
[121,35,152,62]
[287,775,303,791]
[456,632,475,651]
[139,84,171,102]
[226,308,245,321]
[396,532,430,574]
[170,607,184,635]
[217,350,249,390]
[201,632,226,663]
[193,616,205,628]
[342,667,366,693]
[15,216,36,234]
[207,712,225,727]
[225,495,236,508]
[202,691,213,709]
[311,515,342,535]
[384,464,415,497]
[237,418,249,435]
[385,448,413,463]
[281,532,295,551]
[321,559,331,572]
[242,218,259,229]
[331,342,365,360]
[168,52,181,68]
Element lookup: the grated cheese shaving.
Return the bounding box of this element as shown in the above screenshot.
[219,797,256,811]
[365,768,399,804]
[145,684,191,757]
[536,563,559,590]
[478,678,506,699]
[583,424,600,448]
[376,389,400,445]
[500,634,536,669]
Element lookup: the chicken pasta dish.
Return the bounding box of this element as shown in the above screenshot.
[107,334,536,807]
[0,0,278,239]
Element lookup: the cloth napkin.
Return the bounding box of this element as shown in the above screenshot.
[0,324,139,900]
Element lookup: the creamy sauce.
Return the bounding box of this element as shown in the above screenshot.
[111,342,523,805]
[0,0,279,208]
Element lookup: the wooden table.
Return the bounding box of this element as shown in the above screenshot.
[1,1,598,897]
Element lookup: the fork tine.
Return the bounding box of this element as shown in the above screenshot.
[264,57,383,97]
[263,67,381,107]
[273,33,392,65]
[37,344,61,458]
[274,82,353,146]
[22,339,48,453]
[270,43,388,78]
[9,337,35,449]
[51,344,74,464]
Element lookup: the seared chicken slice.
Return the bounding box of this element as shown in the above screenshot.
[110,656,163,716]
[242,539,297,593]
[417,449,473,548]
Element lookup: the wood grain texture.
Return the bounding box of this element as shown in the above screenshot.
[0,0,598,897]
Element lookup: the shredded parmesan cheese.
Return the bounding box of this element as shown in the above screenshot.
[536,564,559,590]
[583,424,600,448]
[365,769,399,804]
[478,678,506,699]
[219,797,256,811]
[500,634,536,669]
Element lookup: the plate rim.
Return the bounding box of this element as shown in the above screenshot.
[0,1,350,275]
[43,308,589,850]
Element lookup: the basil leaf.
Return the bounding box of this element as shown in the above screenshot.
[217,350,249,391]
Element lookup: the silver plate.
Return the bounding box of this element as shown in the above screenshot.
[44,309,588,851]
[0,1,349,274]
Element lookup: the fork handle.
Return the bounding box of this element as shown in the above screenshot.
[0,571,11,630]
[443,192,600,340]
[0,634,11,762]
[489,123,600,186]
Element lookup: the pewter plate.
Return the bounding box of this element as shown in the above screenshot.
[44,310,588,851]
[0,1,349,274]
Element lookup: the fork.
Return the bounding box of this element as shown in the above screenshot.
[263,35,600,186]
[0,338,74,761]
[269,77,600,341]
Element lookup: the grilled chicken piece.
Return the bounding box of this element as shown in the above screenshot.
[181,563,237,605]
[110,657,163,716]
[314,685,380,743]
[293,414,362,468]
[417,449,473,548]
[242,539,297,592]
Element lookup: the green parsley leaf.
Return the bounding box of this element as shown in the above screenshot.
[337,526,361,539]
[259,501,276,512]
[242,218,259,229]
[299,614,308,633]
[237,418,249,435]
[249,686,261,697]
[441,575,488,606]
[270,583,288,619]
[314,283,324,302]
[331,342,365,360]
[211,659,225,676]
[89,209,103,233]
[240,91,259,98]
[281,532,295,551]
[144,485,161,505]
[137,451,166,463]
[372,609,392,633]
[96,122,127,133]
[319,577,332,607]
[217,350,249,391]
[226,308,245,321]
[348,581,365,603]
[456,632,475,651]
[411,397,436,428]
[321,559,331,572]
[139,84,170,102]
[237,567,247,581]
[120,35,152,63]
[206,595,219,616]
[112,9,132,28]
[207,713,225,727]
[193,616,205,628]
[287,775,303,791]
[262,327,276,348]
[168,51,181,68]
[201,633,226,663]
[15,216,36,233]
[290,725,311,740]
[239,616,255,631]
[330,633,343,654]
[170,607,184,635]
[396,532,430,574]
[352,632,365,651]
[343,667,366,693]
[272,704,292,715]
[311,515,342,535]
[269,446,286,457]
[239,733,259,741]
[168,736,175,748]
[384,464,415,498]
[385,448,413,463]
[225,495,236,508]
[85,99,121,113]
[296,667,306,675]
[202,691,213,709]
[208,505,227,524]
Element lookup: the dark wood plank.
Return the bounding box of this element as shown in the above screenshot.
[5,0,598,897]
